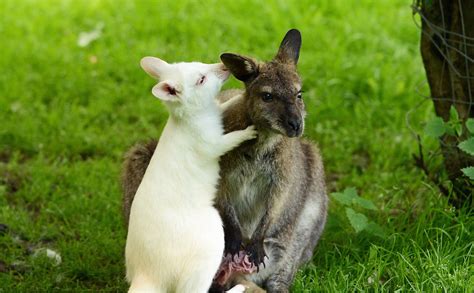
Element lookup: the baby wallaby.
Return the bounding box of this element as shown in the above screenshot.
[125,57,257,293]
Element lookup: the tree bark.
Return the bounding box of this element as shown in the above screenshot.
[418,0,474,207]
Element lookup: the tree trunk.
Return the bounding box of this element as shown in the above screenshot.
[418,0,474,207]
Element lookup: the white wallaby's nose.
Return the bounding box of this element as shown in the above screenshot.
[212,63,231,81]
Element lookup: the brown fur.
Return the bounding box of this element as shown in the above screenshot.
[121,140,157,226]
[121,29,328,293]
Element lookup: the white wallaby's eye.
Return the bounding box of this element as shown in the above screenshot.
[196,75,206,86]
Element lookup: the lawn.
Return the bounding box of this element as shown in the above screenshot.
[0,0,472,292]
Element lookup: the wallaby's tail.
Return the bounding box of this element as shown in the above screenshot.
[121,140,157,226]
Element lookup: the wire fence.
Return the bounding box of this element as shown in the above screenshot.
[411,0,473,111]
[407,0,473,198]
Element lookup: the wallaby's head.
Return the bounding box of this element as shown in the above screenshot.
[221,29,304,137]
[140,57,230,112]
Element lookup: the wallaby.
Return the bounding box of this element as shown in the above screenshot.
[125,56,256,293]
[122,29,328,292]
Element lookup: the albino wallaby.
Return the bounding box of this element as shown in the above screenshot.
[125,57,257,293]
[123,29,328,293]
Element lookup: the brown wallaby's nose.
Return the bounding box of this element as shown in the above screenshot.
[287,119,301,132]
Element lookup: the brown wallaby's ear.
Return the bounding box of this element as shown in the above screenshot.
[220,53,258,82]
[275,29,302,65]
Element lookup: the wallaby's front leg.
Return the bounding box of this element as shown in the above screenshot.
[245,208,271,270]
[222,204,244,256]
[218,125,257,155]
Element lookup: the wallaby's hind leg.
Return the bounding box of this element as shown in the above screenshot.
[226,284,247,293]
[175,269,216,293]
[231,275,266,293]
[128,273,163,293]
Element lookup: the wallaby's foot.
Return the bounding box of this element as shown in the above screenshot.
[244,286,267,293]
[220,125,257,154]
[226,284,246,293]
[232,276,267,293]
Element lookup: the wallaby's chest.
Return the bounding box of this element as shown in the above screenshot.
[221,148,277,240]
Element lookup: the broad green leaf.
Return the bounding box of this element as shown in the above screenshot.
[331,192,351,206]
[365,221,386,238]
[455,123,463,136]
[424,117,446,138]
[466,118,474,134]
[461,166,474,180]
[344,187,358,199]
[448,106,463,136]
[445,125,456,136]
[458,137,474,156]
[345,208,368,233]
[353,196,378,210]
[331,187,358,206]
[449,106,460,123]
[368,245,378,262]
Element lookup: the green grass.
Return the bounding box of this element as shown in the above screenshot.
[0,0,472,291]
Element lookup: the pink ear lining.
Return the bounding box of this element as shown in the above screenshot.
[151,82,181,101]
[164,84,177,95]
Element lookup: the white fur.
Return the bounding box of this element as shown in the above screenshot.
[125,57,257,293]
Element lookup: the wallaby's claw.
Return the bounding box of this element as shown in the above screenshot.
[245,239,266,269]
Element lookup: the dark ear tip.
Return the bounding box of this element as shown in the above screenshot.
[220,53,236,61]
[285,28,302,41]
[287,28,301,35]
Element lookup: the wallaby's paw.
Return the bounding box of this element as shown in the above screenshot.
[245,239,267,271]
[242,125,258,140]
[226,284,246,293]
[225,229,243,256]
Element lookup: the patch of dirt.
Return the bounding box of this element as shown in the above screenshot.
[352,148,371,173]
[0,169,23,195]
[0,223,9,235]
[0,170,22,197]
[0,167,41,219]
[0,149,34,164]
[0,260,8,273]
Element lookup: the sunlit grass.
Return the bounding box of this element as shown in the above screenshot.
[0,0,472,291]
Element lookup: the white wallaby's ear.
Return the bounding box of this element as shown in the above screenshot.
[140,56,169,79]
[151,81,180,102]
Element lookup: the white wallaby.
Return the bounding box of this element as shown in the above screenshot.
[125,56,257,293]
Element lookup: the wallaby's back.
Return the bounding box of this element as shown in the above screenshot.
[121,140,156,226]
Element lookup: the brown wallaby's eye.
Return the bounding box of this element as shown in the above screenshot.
[262,92,273,102]
[297,91,303,99]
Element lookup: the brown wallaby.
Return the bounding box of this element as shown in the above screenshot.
[121,29,328,293]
